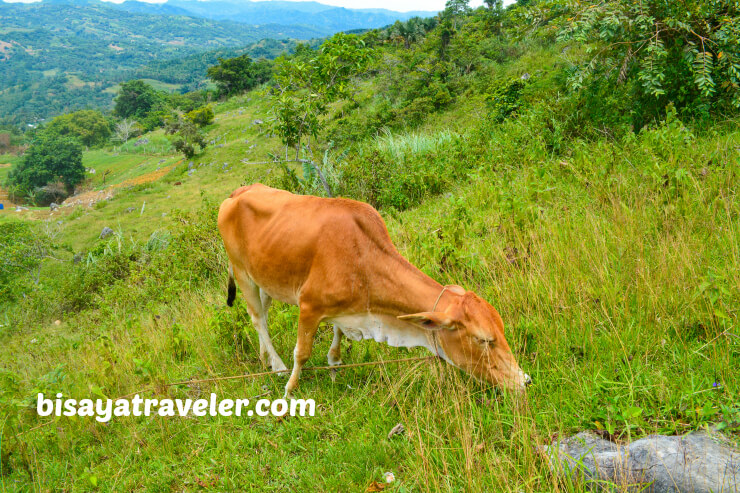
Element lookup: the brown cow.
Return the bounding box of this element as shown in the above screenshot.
[218,184,529,397]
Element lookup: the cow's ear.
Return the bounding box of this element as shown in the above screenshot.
[398,312,455,331]
[447,285,466,295]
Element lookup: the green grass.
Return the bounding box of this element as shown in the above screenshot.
[139,79,183,93]
[1,90,738,492]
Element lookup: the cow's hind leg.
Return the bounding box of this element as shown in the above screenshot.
[234,272,287,373]
[327,325,343,366]
[285,308,321,399]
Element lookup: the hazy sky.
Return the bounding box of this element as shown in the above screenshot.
[3,0,506,11]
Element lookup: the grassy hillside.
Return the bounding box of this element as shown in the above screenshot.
[1,3,739,491]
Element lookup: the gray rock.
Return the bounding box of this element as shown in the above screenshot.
[50,202,60,211]
[134,138,149,146]
[188,161,194,170]
[521,72,531,80]
[253,119,263,125]
[100,227,114,239]
[541,430,740,492]
[125,207,135,213]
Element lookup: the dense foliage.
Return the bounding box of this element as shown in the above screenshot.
[207,55,273,97]
[5,133,84,202]
[536,0,740,126]
[44,110,112,148]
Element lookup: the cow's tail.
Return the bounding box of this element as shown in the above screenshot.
[226,262,236,307]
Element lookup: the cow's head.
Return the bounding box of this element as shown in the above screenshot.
[398,286,530,392]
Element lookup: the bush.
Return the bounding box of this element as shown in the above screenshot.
[5,133,84,202]
[185,105,215,127]
[485,77,526,122]
[0,222,59,304]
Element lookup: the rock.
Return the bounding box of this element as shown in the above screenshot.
[387,423,405,439]
[188,161,194,170]
[541,429,740,492]
[125,207,135,213]
[134,138,149,146]
[54,320,61,326]
[188,169,195,176]
[15,206,28,212]
[253,119,263,125]
[73,253,83,264]
[521,72,531,80]
[100,227,114,239]
[50,202,60,211]
[216,144,224,148]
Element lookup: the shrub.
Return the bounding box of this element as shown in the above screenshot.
[185,105,215,127]
[5,134,84,203]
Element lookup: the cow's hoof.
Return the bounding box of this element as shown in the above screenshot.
[271,360,289,376]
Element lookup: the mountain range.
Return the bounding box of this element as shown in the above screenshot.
[8,0,436,33]
[0,0,435,126]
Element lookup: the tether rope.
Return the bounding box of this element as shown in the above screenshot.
[10,355,437,439]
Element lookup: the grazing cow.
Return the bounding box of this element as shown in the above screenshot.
[218,184,530,397]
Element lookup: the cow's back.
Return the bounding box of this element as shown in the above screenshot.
[218,184,401,307]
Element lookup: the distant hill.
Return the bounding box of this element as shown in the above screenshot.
[159,0,436,32]
[0,1,326,125]
[0,0,434,126]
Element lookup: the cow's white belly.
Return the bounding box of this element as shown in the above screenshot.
[328,313,440,354]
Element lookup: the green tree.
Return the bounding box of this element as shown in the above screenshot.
[270,33,374,196]
[6,134,84,199]
[207,55,272,97]
[542,0,740,123]
[444,0,472,30]
[113,80,162,120]
[165,113,207,159]
[185,105,215,127]
[45,109,111,148]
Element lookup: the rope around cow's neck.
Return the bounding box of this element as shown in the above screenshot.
[429,285,450,359]
[432,285,449,312]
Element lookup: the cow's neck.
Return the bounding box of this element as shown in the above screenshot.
[328,252,457,362]
[375,255,450,316]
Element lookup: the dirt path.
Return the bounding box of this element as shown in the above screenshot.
[61,164,176,207]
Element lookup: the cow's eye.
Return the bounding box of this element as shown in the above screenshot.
[474,337,495,347]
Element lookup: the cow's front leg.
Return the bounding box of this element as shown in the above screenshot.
[284,310,320,399]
